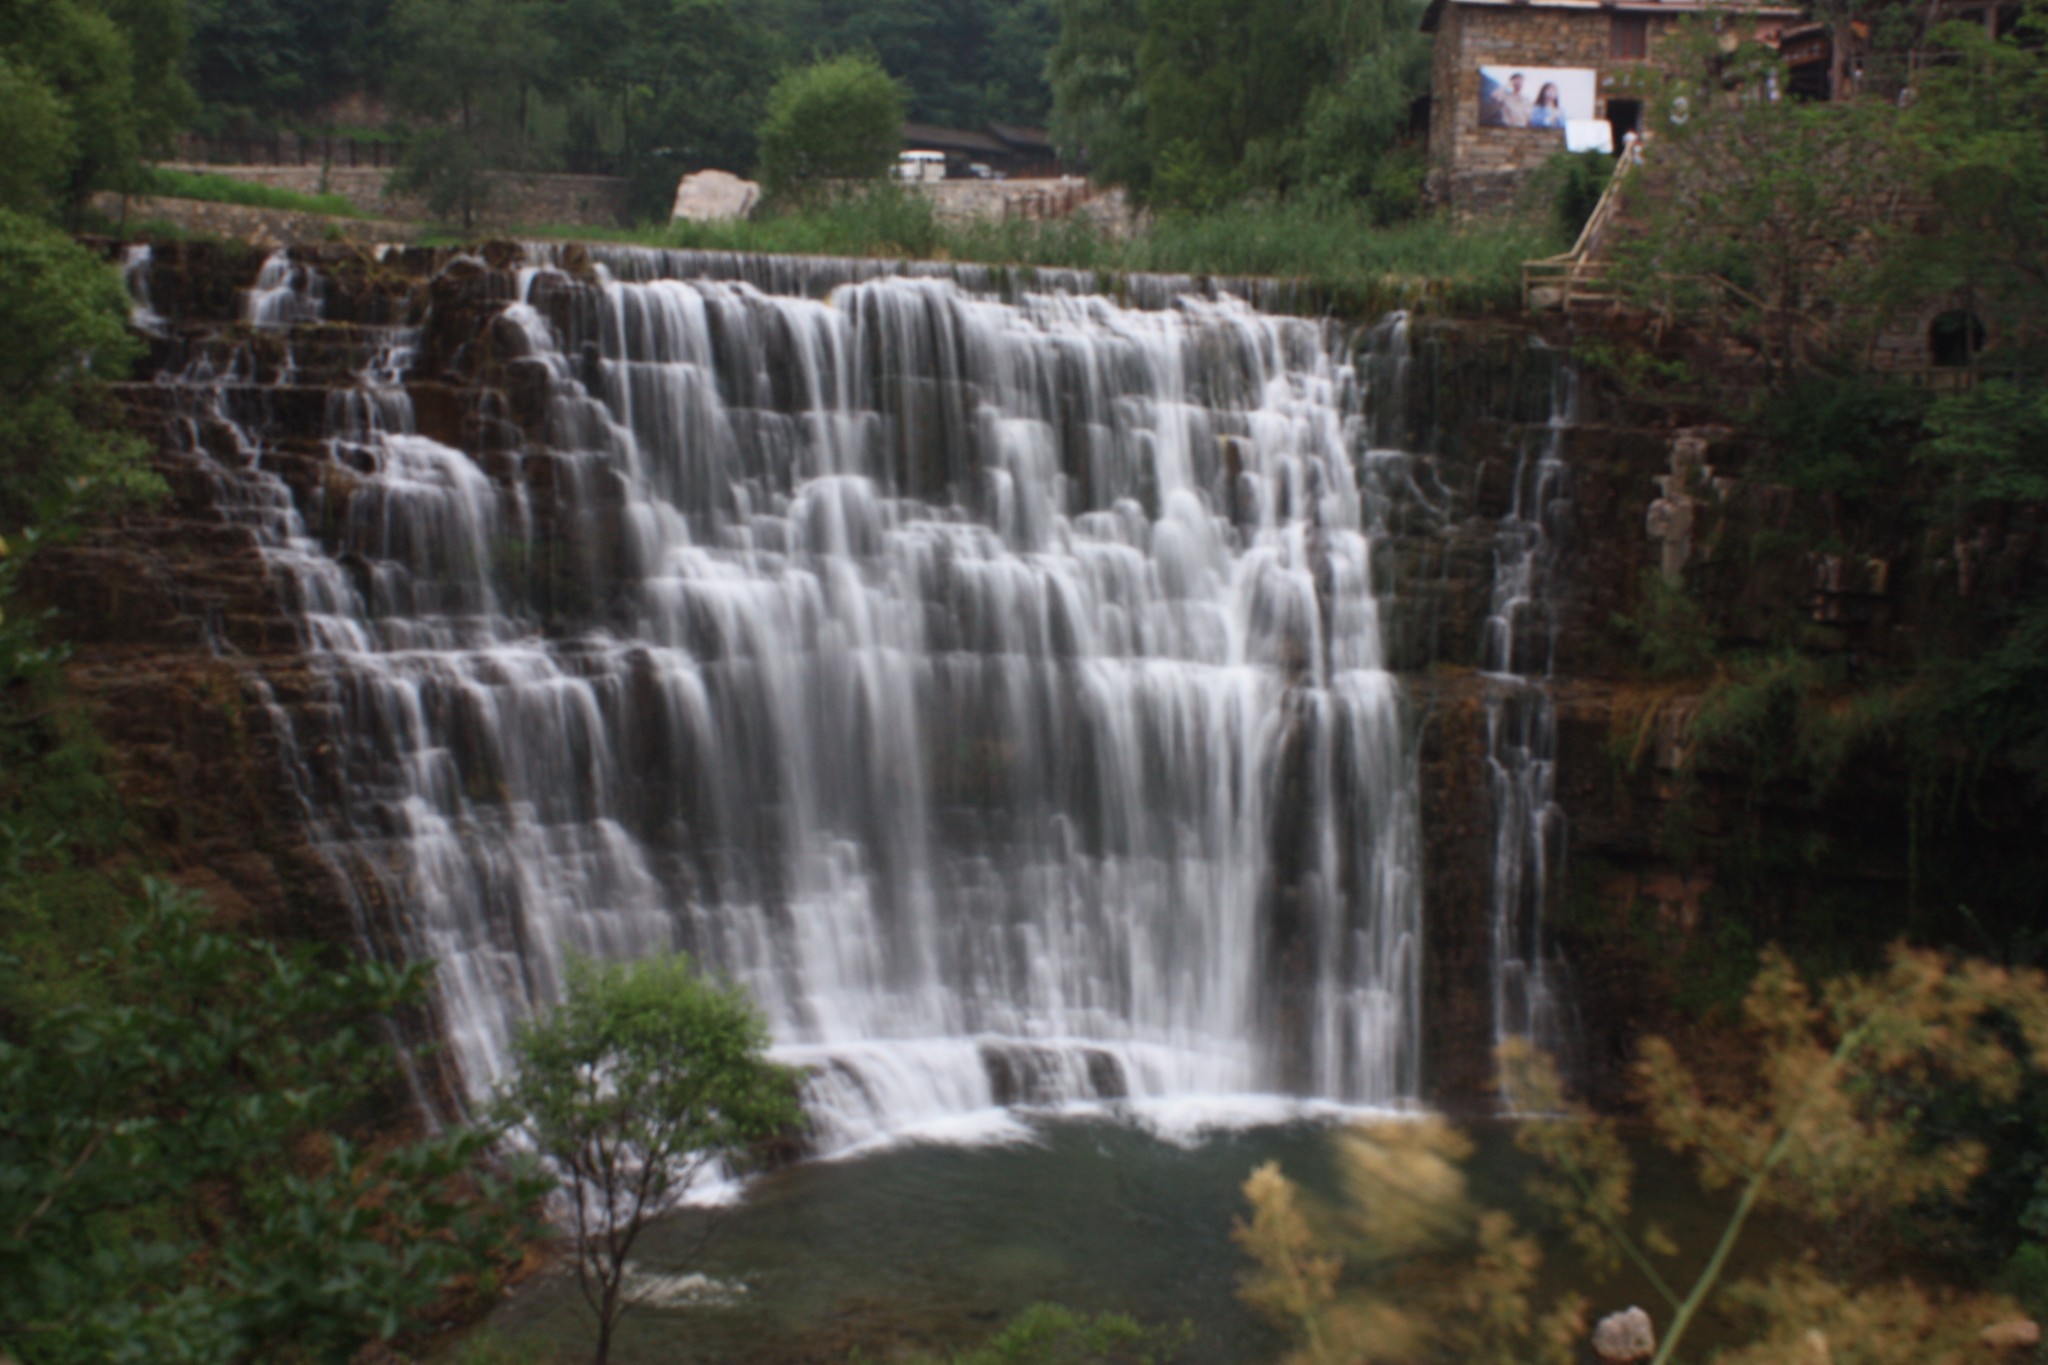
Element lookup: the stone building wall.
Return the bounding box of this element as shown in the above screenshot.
[153,164,631,229]
[1428,5,1688,217]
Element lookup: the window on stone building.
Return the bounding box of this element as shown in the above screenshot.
[1611,13,1649,59]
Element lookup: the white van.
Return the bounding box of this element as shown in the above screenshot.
[894,150,946,183]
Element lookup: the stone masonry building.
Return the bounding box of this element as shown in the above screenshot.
[1423,0,1802,216]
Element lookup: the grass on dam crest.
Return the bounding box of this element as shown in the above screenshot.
[509,189,1557,315]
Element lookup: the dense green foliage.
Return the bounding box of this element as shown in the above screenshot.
[756,54,907,201]
[497,953,799,1365]
[0,212,154,538]
[176,0,1429,221]
[915,1304,1193,1364]
[184,0,393,131]
[1047,0,1428,209]
[0,883,542,1364]
[1611,6,2047,381]
[0,0,193,215]
[0,205,159,1023]
[179,0,1055,219]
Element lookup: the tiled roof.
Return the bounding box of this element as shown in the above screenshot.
[1423,0,1804,31]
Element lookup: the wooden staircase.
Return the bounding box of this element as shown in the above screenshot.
[1521,141,1642,312]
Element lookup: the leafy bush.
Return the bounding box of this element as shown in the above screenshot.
[756,54,906,201]
[1236,1117,1583,1364]
[1918,378,2048,510]
[1611,570,1716,678]
[1533,148,1616,240]
[1755,372,1925,498]
[914,1303,1192,1365]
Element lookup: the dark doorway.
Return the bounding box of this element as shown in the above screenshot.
[1606,99,1643,140]
[1928,310,1987,367]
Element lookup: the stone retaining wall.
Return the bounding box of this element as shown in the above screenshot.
[93,193,413,246]
[896,177,1146,237]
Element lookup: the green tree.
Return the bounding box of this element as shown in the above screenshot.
[1047,0,1429,209]
[1138,0,1321,207]
[756,53,907,201]
[185,0,397,132]
[552,0,779,218]
[496,953,800,1365]
[387,0,553,227]
[0,881,542,1364]
[0,0,194,215]
[1046,0,1149,190]
[1288,0,1430,210]
[0,56,76,217]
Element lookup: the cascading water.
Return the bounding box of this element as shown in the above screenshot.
[1482,360,1577,1089]
[150,247,1429,1152]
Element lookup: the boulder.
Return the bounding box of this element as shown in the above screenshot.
[1982,1320,2042,1350]
[670,169,760,223]
[1593,1306,1656,1364]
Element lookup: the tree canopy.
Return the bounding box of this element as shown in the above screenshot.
[0,0,193,214]
[1048,0,1429,209]
[756,53,907,199]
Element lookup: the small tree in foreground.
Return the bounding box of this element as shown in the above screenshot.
[1240,945,2048,1364]
[497,953,800,1365]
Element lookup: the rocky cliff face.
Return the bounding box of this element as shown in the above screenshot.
[37,240,2043,1115]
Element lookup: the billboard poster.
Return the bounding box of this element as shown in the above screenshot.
[1479,67,1598,130]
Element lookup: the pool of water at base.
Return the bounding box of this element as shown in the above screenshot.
[470,1112,1797,1364]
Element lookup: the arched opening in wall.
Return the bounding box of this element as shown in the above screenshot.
[1928,309,1987,367]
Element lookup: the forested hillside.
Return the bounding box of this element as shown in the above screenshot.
[176,0,1437,218]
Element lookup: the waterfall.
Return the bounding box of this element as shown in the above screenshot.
[149,247,1429,1152]
[1482,360,1577,1091]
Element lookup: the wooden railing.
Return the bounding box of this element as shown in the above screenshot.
[1521,140,1642,312]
